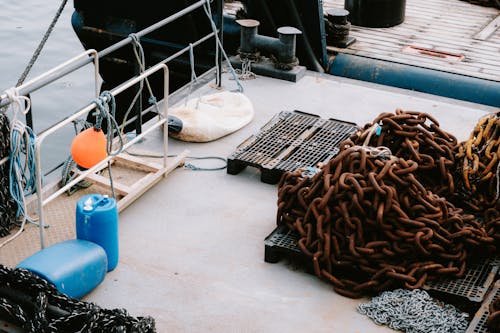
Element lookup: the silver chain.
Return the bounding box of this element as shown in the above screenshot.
[236,58,257,80]
[358,289,469,333]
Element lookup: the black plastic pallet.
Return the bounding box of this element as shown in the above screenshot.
[265,224,499,314]
[227,110,357,184]
[423,262,498,305]
[264,224,317,275]
[466,280,500,333]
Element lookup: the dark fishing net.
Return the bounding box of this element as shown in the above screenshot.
[0,264,156,332]
[0,113,17,237]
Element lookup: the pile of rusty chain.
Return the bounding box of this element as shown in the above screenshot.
[0,113,17,237]
[482,206,500,254]
[456,112,500,212]
[277,143,494,298]
[488,297,500,331]
[349,109,457,197]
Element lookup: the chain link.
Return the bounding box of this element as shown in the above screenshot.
[358,289,469,332]
[235,58,257,80]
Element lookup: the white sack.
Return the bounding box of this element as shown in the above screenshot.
[169,91,254,142]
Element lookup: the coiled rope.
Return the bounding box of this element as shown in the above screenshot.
[0,264,156,332]
[0,89,37,248]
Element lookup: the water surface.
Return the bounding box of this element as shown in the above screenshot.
[0,0,95,173]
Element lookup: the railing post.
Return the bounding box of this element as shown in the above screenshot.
[216,0,223,87]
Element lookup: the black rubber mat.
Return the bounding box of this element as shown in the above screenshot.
[227,110,357,184]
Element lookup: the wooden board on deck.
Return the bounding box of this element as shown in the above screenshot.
[324,0,500,82]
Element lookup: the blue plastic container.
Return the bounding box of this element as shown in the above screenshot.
[76,194,119,271]
[17,239,107,298]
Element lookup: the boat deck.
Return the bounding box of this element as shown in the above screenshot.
[325,0,500,82]
[54,71,494,332]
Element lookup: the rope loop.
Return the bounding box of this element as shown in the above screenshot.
[94,91,123,157]
[4,88,31,120]
[119,32,161,135]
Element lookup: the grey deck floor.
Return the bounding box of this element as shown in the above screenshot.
[325,0,500,82]
[81,71,495,332]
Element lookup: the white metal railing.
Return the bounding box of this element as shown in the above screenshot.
[0,0,224,249]
[34,62,170,248]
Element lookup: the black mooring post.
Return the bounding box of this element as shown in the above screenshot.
[216,0,223,87]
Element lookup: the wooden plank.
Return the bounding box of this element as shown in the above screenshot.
[349,27,500,54]
[116,151,189,212]
[113,153,163,172]
[474,15,500,41]
[324,0,500,82]
[85,172,131,196]
[342,37,500,70]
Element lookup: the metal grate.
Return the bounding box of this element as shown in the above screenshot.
[466,280,500,333]
[424,262,498,303]
[227,110,357,183]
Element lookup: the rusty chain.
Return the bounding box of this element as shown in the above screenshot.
[349,109,458,197]
[277,110,499,297]
[488,297,500,331]
[277,143,494,297]
[456,112,500,212]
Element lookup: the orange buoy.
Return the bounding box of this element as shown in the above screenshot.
[71,128,107,169]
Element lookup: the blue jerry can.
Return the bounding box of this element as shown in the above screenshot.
[17,239,107,298]
[76,194,119,271]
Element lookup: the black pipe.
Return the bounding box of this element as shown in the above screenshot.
[284,0,324,72]
[216,0,223,87]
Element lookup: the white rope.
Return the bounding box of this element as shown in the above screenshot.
[0,89,37,249]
